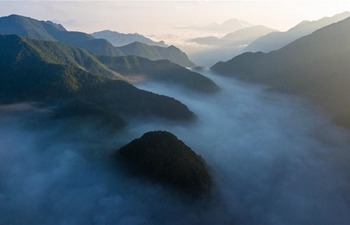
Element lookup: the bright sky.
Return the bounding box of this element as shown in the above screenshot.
[1,0,350,47]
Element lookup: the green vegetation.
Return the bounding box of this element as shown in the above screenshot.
[116,131,212,197]
[211,17,350,128]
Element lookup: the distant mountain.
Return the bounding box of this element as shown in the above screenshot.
[177,18,253,33]
[244,11,350,53]
[115,131,212,197]
[119,42,196,68]
[0,34,195,127]
[0,15,195,68]
[190,25,275,46]
[211,17,350,128]
[98,55,219,93]
[91,30,167,47]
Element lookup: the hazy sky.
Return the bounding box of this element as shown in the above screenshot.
[1,0,350,35]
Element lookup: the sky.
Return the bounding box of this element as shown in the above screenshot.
[1,0,350,35]
[1,0,350,56]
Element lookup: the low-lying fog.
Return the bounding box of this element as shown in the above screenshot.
[1,71,350,224]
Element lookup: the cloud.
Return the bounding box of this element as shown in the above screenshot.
[1,71,350,224]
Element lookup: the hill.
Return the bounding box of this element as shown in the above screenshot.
[211,17,350,128]
[115,131,212,197]
[118,42,196,68]
[244,11,350,53]
[0,34,195,127]
[91,30,167,47]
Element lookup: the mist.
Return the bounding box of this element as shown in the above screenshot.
[1,71,350,224]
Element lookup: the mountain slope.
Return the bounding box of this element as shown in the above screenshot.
[98,55,220,93]
[91,30,167,47]
[211,17,350,127]
[0,34,195,126]
[244,11,350,53]
[118,42,196,68]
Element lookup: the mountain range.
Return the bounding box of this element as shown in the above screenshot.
[177,18,253,33]
[189,25,275,46]
[91,30,167,47]
[0,14,195,68]
[212,16,350,128]
[0,34,199,128]
[244,11,350,53]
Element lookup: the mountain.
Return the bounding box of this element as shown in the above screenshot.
[244,11,350,53]
[0,34,195,127]
[177,18,253,33]
[118,42,196,67]
[98,55,220,93]
[211,17,350,128]
[0,15,195,68]
[91,30,167,47]
[115,131,212,197]
[0,14,124,57]
[190,25,275,46]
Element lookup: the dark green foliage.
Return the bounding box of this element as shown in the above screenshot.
[211,17,350,128]
[118,42,196,68]
[116,131,212,197]
[98,55,220,93]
